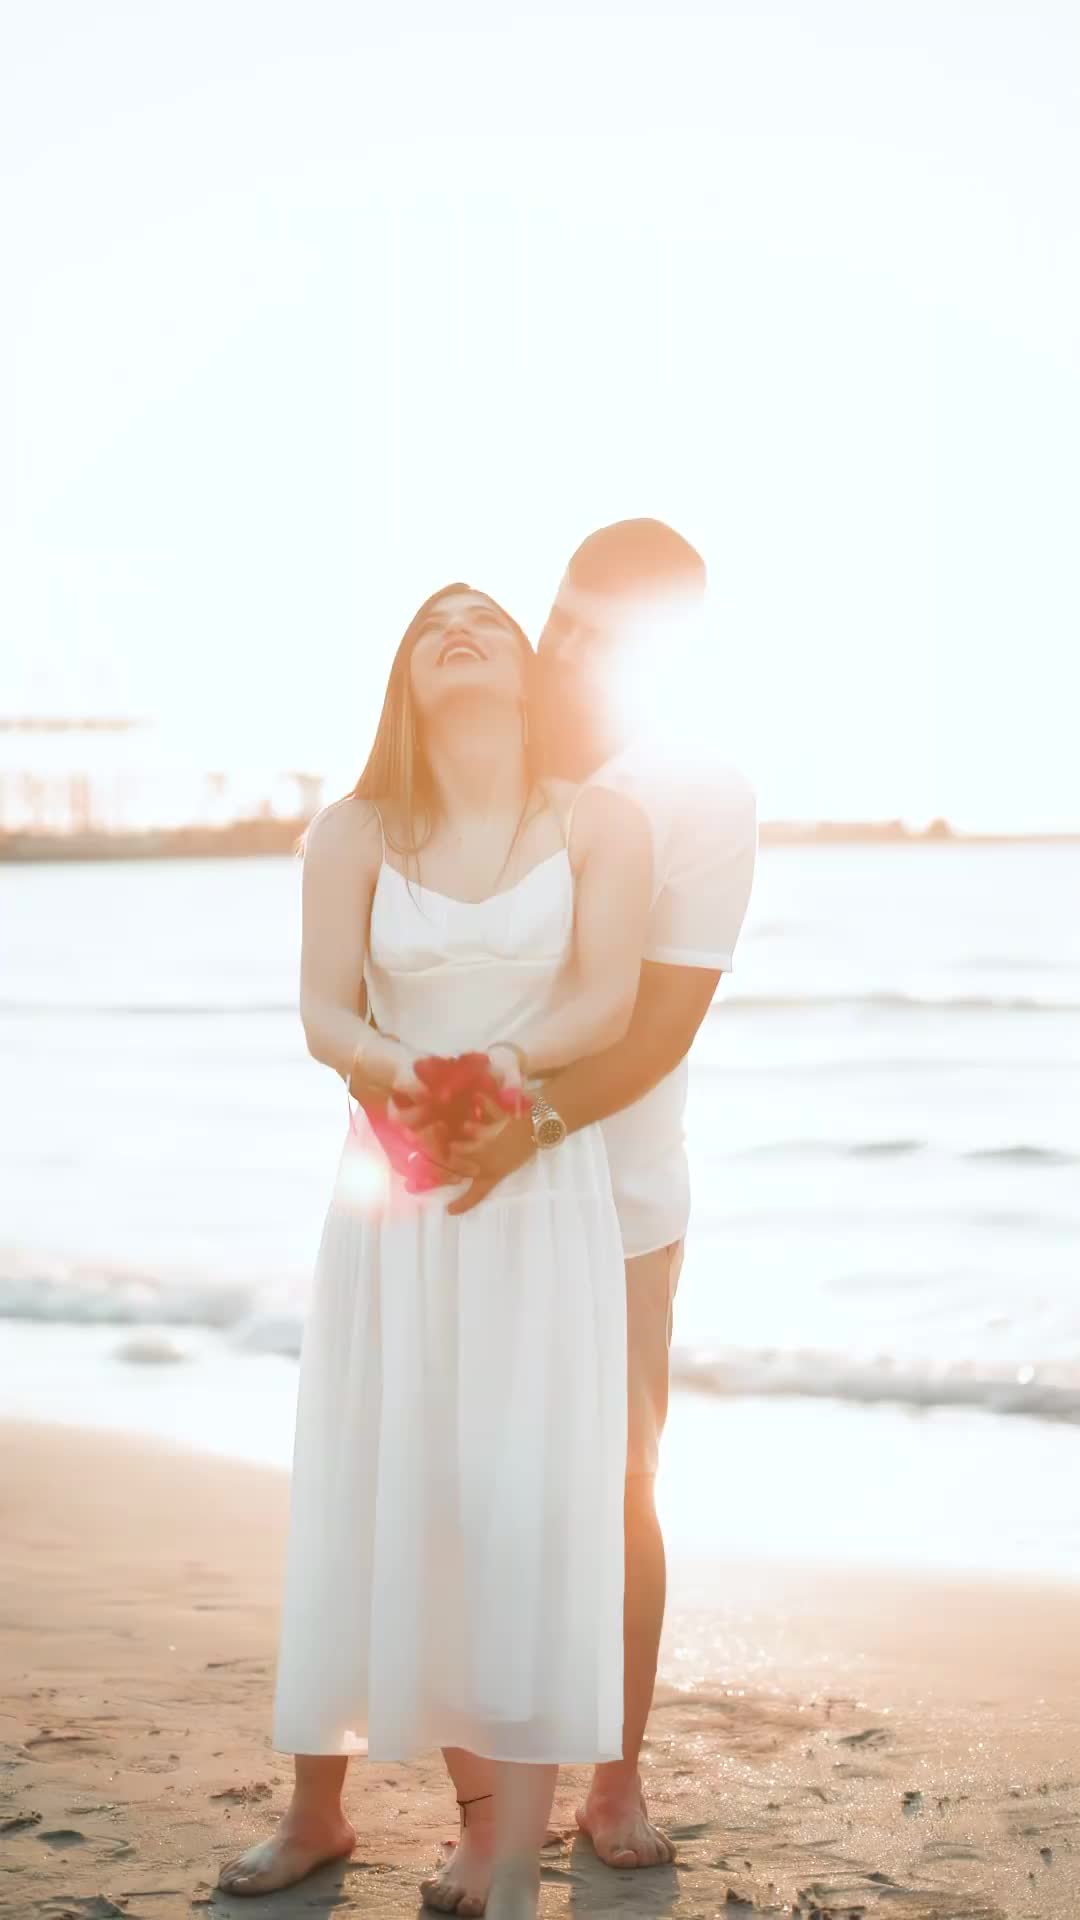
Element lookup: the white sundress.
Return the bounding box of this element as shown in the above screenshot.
[272,838,628,1765]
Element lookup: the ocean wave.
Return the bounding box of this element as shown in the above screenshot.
[969,1144,1079,1165]
[5,1249,1080,1427]
[714,1205,1076,1233]
[736,1139,1078,1166]
[738,1138,927,1160]
[714,990,1080,1017]
[720,1059,1080,1081]
[670,1348,1080,1425]
[0,999,296,1017]
[0,1249,257,1328]
[2,988,1079,1019]
[960,954,1077,973]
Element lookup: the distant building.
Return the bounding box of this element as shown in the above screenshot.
[0,717,323,838]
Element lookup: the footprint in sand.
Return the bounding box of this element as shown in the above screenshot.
[664,1820,712,1841]
[37,1900,127,1919]
[1,1810,43,1833]
[38,1830,87,1850]
[210,1780,274,1804]
[1014,1812,1080,1836]
[920,1840,984,1862]
[26,1730,100,1754]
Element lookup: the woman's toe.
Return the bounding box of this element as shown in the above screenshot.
[422,1878,460,1913]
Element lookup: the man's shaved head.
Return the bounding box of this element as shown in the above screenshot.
[537,519,709,779]
[565,518,706,600]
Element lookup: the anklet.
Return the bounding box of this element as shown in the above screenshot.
[457,1792,494,1827]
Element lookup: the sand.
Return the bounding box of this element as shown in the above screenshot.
[1,1420,1078,1920]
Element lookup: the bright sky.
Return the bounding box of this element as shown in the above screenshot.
[2,1,1078,827]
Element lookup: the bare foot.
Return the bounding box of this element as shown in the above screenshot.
[486,1858,540,1920]
[439,1825,564,1852]
[217,1807,356,1897]
[575,1778,674,1869]
[421,1801,496,1916]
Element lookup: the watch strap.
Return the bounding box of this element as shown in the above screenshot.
[530,1094,567,1149]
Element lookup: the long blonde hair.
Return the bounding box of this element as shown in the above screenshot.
[352,582,539,858]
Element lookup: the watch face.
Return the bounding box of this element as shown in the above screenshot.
[536,1112,567,1148]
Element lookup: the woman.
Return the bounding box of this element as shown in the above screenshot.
[218,584,652,1918]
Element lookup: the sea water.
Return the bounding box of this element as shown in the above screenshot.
[2,844,1079,1576]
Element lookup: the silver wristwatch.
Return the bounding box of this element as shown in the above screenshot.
[531,1094,567,1151]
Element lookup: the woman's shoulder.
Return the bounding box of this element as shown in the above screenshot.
[545,777,650,862]
[300,791,384,870]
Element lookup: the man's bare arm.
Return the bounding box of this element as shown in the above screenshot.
[441,960,721,1212]
[356,959,722,1198]
[541,958,722,1133]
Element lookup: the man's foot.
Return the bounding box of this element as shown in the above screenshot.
[421,1801,497,1916]
[217,1807,356,1897]
[575,1778,674,1869]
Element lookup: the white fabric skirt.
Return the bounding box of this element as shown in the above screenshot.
[272,1119,627,1764]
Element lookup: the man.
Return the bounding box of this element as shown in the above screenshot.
[416,518,757,1912]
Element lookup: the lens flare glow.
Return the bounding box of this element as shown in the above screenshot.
[606,602,734,770]
[336,1136,392,1215]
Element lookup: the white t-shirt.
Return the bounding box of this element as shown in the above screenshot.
[590,752,757,1259]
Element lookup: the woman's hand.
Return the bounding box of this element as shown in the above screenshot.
[485,1042,526,1109]
[456,1046,528,1146]
[383,1051,459,1190]
[438,1046,528,1181]
[388,1048,425,1107]
[377,1049,527,1194]
[353,1048,432,1182]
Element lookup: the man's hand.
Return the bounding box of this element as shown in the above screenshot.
[445,1109,535,1215]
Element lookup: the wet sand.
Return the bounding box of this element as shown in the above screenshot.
[1,1420,1077,1919]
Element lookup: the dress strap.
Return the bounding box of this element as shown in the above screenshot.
[346,800,385,1132]
[562,784,585,858]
